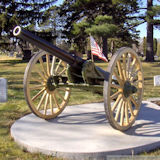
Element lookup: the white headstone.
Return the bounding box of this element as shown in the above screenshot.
[0,78,7,102]
[154,75,160,86]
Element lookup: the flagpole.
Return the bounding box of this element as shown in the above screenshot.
[89,34,94,62]
[91,51,94,62]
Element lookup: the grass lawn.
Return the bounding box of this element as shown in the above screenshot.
[0,55,160,159]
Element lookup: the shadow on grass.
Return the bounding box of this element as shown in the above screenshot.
[0,71,24,76]
[0,59,27,65]
[144,77,153,81]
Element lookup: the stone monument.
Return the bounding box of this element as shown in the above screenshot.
[0,78,7,102]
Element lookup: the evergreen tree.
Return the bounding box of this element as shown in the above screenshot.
[0,0,56,37]
[144,0,160,61]
[41,5,67,47]
[0,0,56,59]
[153,38,157,55]
[59,0,140,60]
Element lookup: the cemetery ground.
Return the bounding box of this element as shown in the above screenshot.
[0,55,160,159]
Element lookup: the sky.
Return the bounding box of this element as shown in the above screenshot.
[55,0,160,39]
[136,23,160,39]
[136,0,160,39]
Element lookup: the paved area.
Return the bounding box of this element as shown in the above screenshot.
[11,101,160,160]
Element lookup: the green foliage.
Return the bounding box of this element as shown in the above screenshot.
[86,24,118,37]
[59,0,140,57]
[71,20,89,35]
[144,0,160,62]
[0,0,57,52]
[94,15,113,24]
[85,15,119,37]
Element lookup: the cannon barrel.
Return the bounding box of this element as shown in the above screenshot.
[13,26,85,67]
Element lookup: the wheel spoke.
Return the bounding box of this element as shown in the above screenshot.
[120,102,125,126]
[31,77,43,84]
[110,91,121,100]
[130,69,140,82]
[36,69,47,81]
[111,95,122,112]
[57,68,67,76]
[37,91,47,110]
[117,60,125,80]
[129,58,137,80]
[113,71,123,87]
[55,60,63,75]
[46,54,50,76]
[39,57,48,78]
[31,88,45,101]
[50,56,56,75]
[133,80,142,86]
[125,102,129,125]
[44,93,49,115]
[127,54,131,79]
[111,84,121,89]
[128,99,134,117]
[30,85,45,90]
[122,54,127,80]
[131,58,136,67]
[130,95,138,108]
[115,98,123,121]
[49,94,53,114]
[52,92,60,109]
[55,89,66,101]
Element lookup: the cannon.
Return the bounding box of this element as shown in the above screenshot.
[13,26,144,131]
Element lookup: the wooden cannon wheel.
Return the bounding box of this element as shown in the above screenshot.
[104,47,144,131]
[24,51,71,119]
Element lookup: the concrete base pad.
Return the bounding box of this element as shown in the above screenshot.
[11,101,160,160]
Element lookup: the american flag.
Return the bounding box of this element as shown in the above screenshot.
[90,36,108,62]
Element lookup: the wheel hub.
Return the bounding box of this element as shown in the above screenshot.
[46,76,58,92]
[123,81,137,98]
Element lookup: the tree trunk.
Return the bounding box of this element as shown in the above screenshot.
[102,36,108,60]
[145,0,154,62]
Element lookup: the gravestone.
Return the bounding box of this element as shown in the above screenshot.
[154,75,160,86]
[0,78,7,102]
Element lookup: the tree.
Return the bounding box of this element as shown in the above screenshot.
[146,0,154,61]
[153,38,157,55]
[1,1,57,37]
[142,37,158,57]
[59,0,140,60]
[0,0,57,58]
[144,0,160,61]
[40,5,68,49]
[85,15,119,59]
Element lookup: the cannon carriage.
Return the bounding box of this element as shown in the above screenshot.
[13,26,144,131]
